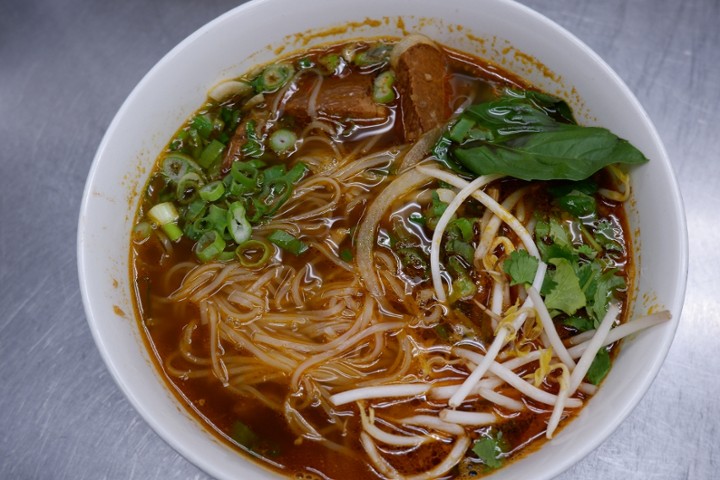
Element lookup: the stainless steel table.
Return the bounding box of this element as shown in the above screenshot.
[1,0,717,478]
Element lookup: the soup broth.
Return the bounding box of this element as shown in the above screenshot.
[132,35,656,479]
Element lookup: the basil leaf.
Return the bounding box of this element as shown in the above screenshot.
[455,125,647,181]
[548,178,598,197]
[440,91,648,182]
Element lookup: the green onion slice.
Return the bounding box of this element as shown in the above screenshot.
[198,139,226,168]
[147,202,182,242]
[235,239,273,268]
[162,153,201,184]
[194,230,226,262]
[268,129,298,154]
[175,172,204,205]
[267,229,308,256]
[373,70,396,104]
[227,202,252,244]
[263,178,292,215]
[191,114,213,139]
[199,181,225,202]
[132,222,153,244]
[255,63,295,93]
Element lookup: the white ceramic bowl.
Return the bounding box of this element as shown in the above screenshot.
[77,0,687,478]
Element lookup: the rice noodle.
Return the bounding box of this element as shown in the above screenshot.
[290,319,404,389]
[360,406,430,447]
[356,169,431,298]
[207,303,229,386]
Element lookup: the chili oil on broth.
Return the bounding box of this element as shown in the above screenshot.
[131,37,634,480]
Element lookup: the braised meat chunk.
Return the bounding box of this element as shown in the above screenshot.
[391,34,450,142]
[285,74,388,121]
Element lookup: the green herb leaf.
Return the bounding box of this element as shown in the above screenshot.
[472,431,507,470]
[231,421,258,449]
[455,126,647,181]
[594,219,623,252]
[241,120,264,158]
[442,92,647,181]
[503,250,539,286]
[590,271,626,324]
[339,248,353,262]
[563,315,595,332]
[555,190,597,217]
[424,190,449,230]
[544,258,586,315]
[586,347,611,385]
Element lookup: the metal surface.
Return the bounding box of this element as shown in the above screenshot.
[0,0,717,478]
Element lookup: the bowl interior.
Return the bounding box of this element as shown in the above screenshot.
[78,0,687,479]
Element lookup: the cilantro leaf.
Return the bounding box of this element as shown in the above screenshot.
[543,258,586,315]
[536,218,575,263]
[576,261,602,304]
[586,347,611,384]
[503,250,539,286]
[563,315,595,332]
[555,190,596,217]
[576,244,598,259]
[594,219,623,252]
[472,431,507,469]
[590,270,626,324]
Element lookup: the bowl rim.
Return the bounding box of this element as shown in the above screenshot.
[77,0,688,479]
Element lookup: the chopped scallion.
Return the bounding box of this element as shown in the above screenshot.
[235,239,273,268]
[227,202,252,244]
[267,230,308,256]
[132,222,153,244]
[194,230,226,262]
[372,70,395,104]
[199,181,225,202]
[191,114,213,139]
[198,139,226,168]
[254,63,295,93]
[340,248,353,262]
[147,202,182,242]
[162,153,200,184]
[175,172,203,204]
[268,129,297,154]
